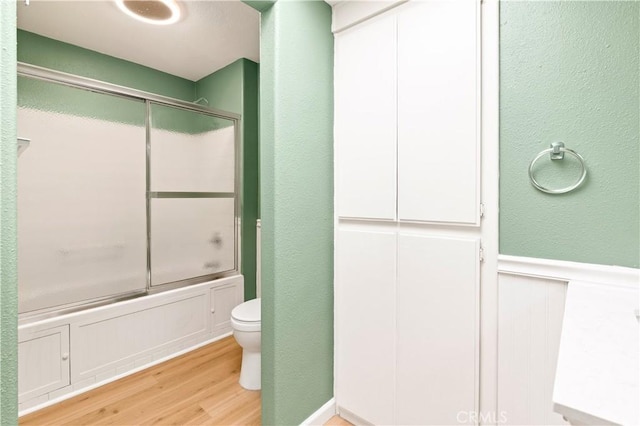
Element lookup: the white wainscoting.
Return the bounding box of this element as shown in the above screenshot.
[497,256,639,426]
[498,273,568,426]
[18,275,244,415]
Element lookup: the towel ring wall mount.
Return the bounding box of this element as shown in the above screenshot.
[528,142,587,194]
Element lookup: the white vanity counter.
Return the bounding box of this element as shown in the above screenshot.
[553,280,640,425]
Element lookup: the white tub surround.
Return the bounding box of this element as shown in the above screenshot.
[18,275,244,415]
[553,281,639,426]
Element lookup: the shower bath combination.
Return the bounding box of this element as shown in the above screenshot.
[17,63,242,318]
[16,62,248,413]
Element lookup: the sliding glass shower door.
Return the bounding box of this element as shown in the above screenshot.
[17,70,239,315]
[149,103,237,286]
[17,77,148,313]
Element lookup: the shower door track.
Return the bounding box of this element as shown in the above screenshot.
[17,62,243,323]
[18,63,241,119]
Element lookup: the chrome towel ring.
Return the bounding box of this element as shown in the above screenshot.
[528,142,587,194]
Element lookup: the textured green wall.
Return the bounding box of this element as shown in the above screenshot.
[0,1,18,424]
[241,61,260,299]
[18,31,195,101]
[18,30,198,133]
[196,59,260,301]
[18,75,147,127]
[197,60,244,114]
[258,1,334,424]
[500,1,639,268]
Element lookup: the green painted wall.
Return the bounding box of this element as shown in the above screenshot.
[18,30,195,101]
[500,1,639,268]
[0,1,18,424]
[258,1,334,424]
[197,60,244,114]
[18,30,202,134]
[18,75,147,127]
[196,59,260,301]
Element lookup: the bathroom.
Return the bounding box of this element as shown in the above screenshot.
[0,0,638,425]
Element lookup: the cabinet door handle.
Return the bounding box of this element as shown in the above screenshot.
[62,352,69,361]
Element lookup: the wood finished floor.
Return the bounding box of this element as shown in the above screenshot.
[324,416,353,426]
[20,336,260,426]
[20,335,354,426]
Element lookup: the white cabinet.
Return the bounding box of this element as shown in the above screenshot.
[335,12,397,220]
[19,324,70,403]
[336,0,480,225]
[396,234,479,424]
[397,1,479,224]
[335,230,481,425]
[210,283,243,334]
[334,0,483,424]
[336,229,396,424]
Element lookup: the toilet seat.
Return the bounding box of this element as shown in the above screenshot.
[231,298,261,332]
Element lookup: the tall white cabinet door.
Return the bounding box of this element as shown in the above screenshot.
[397,1,480,224]
[336,229,396,425]
[396,234,479,425]
[335,13,397,220]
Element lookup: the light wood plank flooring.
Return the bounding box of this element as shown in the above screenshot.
[20,336,260,426]
[324,416,353,426]
[20,335,354,426]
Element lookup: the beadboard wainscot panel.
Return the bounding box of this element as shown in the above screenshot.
[497,255,639,425]
[72,291,209,381]
[18,275,243,415]
[498,272,567,426]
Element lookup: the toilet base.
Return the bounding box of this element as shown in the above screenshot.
[239,350,261,390]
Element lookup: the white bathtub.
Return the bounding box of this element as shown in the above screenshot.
[18,274,244,415]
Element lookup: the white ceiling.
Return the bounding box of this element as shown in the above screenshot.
[17,0,260,81]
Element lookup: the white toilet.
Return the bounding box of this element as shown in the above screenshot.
[231,297,261,390]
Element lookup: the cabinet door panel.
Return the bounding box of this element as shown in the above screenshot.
[336,229,396,425]
[397,1,479,224]
[397,234,479,424]
[335,13,397,220]
[210,284,241,334]
[19,325,70,403]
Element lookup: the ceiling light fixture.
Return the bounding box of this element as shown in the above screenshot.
[115,0,181,26]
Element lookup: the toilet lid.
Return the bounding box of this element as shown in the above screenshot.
[231,298,260,322]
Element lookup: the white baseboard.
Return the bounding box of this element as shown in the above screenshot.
[300,398,336,426]
[498,255,639,288]
[336,406,373,426]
